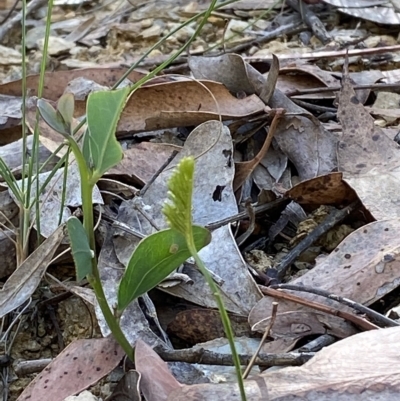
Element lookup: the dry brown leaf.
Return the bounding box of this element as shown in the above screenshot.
[189,53,337,180]
[135,339,181,401]
[0,224,64,318]
[17,336,124,401]
[252,310,358,338]
[167,309,250,345]
[249,219,400,332]
[168,326,400,400]
[287,172,358,206]
[278,62,340,100]
[71,79,265,134]
[108,142,182,185]
[337,71,400,220]
[234,109,284,191]
[0,67,146,101]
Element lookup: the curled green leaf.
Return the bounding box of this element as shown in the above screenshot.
[118,226,211,311]
[37,98,70,136]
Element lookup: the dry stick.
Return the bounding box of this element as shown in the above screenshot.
[296,333,336,352]
[104,197,289,237]
[143,21,307,71]
[140,150,179,196]
[259,286,379,331]
[275,201,360,280]
[0,0,19,24]
[242,302,278,379]
[245,44,400,62]
[287,82,400,97]
[287,0,330,44]
[292,98,337,114]
[271,284,400,328]
[156,346,314,367]
[220,21,306,57]
[206,198,290,231]
[236,200,256,246]
[234,109,285,192]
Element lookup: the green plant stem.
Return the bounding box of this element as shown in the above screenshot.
[32,0,54,245]
[189,246,247,401]
[20,0,28,260]
[68,138,134,361]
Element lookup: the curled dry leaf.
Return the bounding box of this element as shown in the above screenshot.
[189,53,337,180]
[0,224,64,319]
[71,79,265,134]
[287,172,358,207]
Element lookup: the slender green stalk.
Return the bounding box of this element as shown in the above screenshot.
[19,0,28,260]
[164,157,247,400]
[31,0,55,245]
[189,246,247,401]
[68,138,134,360]
[58,150,70,225]
[20,0,27,197]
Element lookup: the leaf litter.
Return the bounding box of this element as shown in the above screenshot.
[1,0,400,399]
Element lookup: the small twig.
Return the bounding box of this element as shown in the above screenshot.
[132,202,160,231]
[13,358,53,376]
[287,0,330,44]
[287,82,400,97]
[157,345,314,367]
[46,304,65,350]
[243,302,278,379]
[275,201,359,280]
[0,0,47,42]
[0,0,19,24]
[207,198,290,231]
[220,21,306,56]
[140,150,179,196]
[292,99,337,114]
[271,284,400,328]
[259,286,379,331]
[245,44,400,62]
[106,198,289,238]
[295,334,336,352]
[236,200,256,246]
[234,109,285,192]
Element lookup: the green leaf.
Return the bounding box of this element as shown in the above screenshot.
[57,93,75,133]
[0,157,23,203]
[67,216,93,281]
[118,225,211,311]
[37,98,70,136]
[83,87,129,181]
[162,156,195,237]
